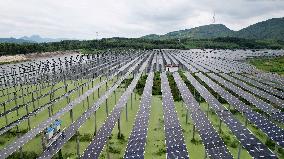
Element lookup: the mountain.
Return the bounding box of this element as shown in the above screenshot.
[0,35,71,44]
[20,35,69,43]
[142,34,161,40]
[142,24,234,40]
[237,18,284,40]
[0,38,34,43]
[142,17,284,40]
[164,24,234,39]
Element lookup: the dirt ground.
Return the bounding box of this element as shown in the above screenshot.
[0,55,28,64]
[0,51,79,64]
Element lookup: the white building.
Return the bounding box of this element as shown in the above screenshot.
[165,64,179,72]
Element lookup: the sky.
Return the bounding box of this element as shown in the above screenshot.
[0,0,283,39]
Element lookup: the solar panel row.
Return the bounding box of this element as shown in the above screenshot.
[173,72,233,159]
[124,72,154,159]
[208,73,284,124]
[160,72,189,159]
[196,72,284,148]
[184,72,277,159]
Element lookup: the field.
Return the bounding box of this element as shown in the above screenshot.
[0,49,284,159]
[249,56,284,76]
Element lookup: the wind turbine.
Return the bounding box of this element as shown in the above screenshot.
[213,11,216,24]
[96,32,99,39]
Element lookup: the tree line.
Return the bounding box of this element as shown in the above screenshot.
[0,37,283,56]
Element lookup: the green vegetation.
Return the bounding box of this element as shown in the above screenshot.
[237,18,284,40]
[0,38,183,56]
[142,24,234,40]
[249,56,284,76]
[182,38,284,49]
[7,152,38,159]
[135,74,148,95]
[167,73,182,101]
[1,37,284,56]
[152,72,161,95]
[144,96,166,159]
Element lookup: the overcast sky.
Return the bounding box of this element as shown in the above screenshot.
[0,0,283,39]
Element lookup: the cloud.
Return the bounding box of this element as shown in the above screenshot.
[0,0,283,39]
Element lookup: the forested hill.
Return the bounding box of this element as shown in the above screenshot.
[142,17,284,40]
[237,18,284,40]
[143,24,234,40]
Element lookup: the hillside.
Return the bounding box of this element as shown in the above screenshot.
[0,38,34,43]
[237,18,284,40]
[142,17,284,40]
[20,35,70,43]
[155,24,234,40]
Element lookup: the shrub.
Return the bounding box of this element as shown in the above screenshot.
[155,148,166,156]
[265,139,275,149]
[222,134,231,145]
[230,140,239,148]
[0,139,5,145]
[7,152,38,159]
[80,133,92,142]
[109,145,120,154]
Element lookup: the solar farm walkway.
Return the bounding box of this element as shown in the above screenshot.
[208,73,284,123]
[160,72,189,159]
[80,57,150,159]
[184,72,277,159]
[124,72,154,159]
[0,55,145,159]
[173,72,233,159]
[196,73,284,148]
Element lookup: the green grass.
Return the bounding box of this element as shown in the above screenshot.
[144,95,165,159]
[249,56,284,76]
